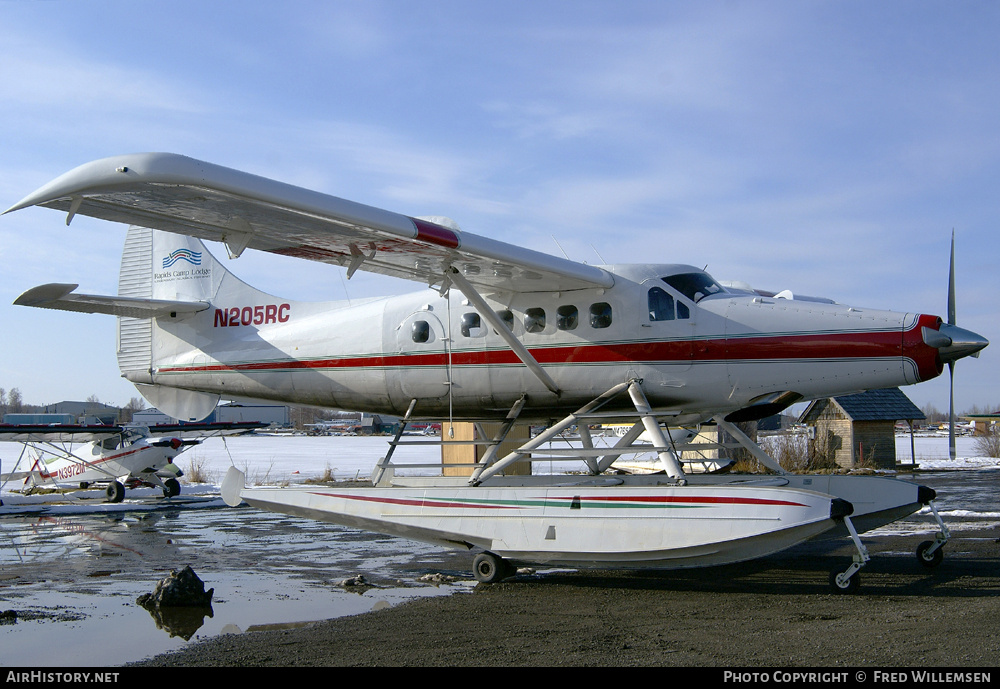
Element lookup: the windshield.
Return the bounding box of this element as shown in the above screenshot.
[662,273,726,303]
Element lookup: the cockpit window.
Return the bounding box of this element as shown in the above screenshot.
[648,287,689,321]
[648,287,675,321]
[661,273,725,303]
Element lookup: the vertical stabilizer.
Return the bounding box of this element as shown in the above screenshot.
[117,227,222,421]
[117,226,154,379]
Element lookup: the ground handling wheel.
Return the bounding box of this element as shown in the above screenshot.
[472,552,514,584]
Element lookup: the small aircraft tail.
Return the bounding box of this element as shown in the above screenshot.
[117,226,301,420]
[16,227,305,421]
[116,226,220,420]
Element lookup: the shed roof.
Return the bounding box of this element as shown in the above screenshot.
[799,388,926,423]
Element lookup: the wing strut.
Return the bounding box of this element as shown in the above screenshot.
[627,381,686,479]
[713,416,787,474]
[446,267,561,396]
[372,399,418,486]
[470,379,689,484]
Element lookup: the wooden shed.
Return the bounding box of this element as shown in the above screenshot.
[798,388,925,470]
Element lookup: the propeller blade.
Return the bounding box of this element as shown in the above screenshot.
[949,361,956,461]
[948,230,956,327]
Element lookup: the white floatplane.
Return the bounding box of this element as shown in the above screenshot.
[6,153,988,591]
[0,421,264,502]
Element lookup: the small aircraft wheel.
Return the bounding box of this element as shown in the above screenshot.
[106,481,125,504]
[829,570,861,594]
[916,540,944,568]
[79,482,90,490]
[162,478,181,499]
[473,552,511,584]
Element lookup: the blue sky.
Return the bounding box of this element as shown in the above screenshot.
[0,1,997,415]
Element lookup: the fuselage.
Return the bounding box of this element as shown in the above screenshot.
[34,430,181,484]
[133,259,946,424]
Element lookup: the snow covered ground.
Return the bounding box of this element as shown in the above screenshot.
[2,432,995,501]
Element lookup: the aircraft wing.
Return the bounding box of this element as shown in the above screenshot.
[5,153,615,294]
[140,421,270,438]
[0,425,125,443]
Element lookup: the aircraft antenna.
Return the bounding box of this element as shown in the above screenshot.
[551,235,570,260]
[590,244,607,264]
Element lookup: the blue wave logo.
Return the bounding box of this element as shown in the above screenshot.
[162,249,202,268]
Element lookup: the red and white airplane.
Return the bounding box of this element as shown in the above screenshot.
[0,424,190,502]
[0,421,265,502]
[5,153,988,590]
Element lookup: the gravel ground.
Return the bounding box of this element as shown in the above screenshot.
[130,527,1000,667]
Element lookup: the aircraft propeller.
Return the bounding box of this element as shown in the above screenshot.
[933,231,989,459]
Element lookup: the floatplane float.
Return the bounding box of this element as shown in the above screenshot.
[6,153,988,590]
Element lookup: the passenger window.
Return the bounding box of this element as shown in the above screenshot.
[677,301,689,319]
[411,320,430,343]
[524,308,546,333]
[648,287,675,322]
[461,312,483,337]
[557,305,579,331]
[497,310,515,332]
[590,302,612,329]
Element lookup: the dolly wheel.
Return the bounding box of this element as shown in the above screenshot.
[916,540,944,568]
[829,569,861,594]
[473,552,511,584]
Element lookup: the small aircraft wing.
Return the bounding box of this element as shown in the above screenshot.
[13,283,210,318]
[5,153,614,295]
[140,421,270,439]
[0,424,125,443]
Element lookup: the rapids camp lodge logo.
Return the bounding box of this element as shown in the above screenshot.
[162,248,202,268]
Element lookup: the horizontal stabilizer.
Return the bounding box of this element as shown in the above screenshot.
[14,283,209,319]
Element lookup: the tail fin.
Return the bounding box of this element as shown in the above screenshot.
[18,227,333,422]
[118,227,225,420]
[118,226,291,421]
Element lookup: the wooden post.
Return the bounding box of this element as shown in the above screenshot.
[442,422,531,476]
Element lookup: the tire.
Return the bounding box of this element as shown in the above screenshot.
[162,478,181,498]
[916,540,944,568]
[473,552,510,584]
[106,481,125,503]
[829,570,861,594]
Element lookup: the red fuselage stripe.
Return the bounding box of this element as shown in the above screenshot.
[158,329,912,375]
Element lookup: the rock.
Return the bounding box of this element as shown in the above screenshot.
[137,566,214,609]
[417,573,456,584]
[340,574,369,587]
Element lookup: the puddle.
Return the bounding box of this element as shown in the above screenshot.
[0,505,474,667]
